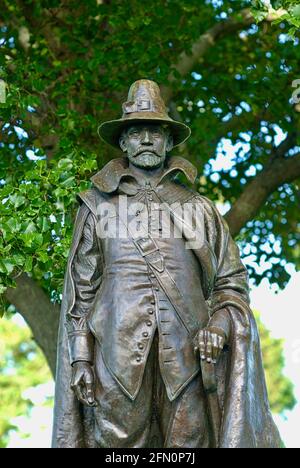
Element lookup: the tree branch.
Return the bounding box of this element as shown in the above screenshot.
[225,150,300,238]
[161,8,280,103]
[5,274,60,376]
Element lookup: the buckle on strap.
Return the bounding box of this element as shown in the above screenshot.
[135,236,159,257]
[135,236,165,273]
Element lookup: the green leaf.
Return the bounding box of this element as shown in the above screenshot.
[251,8,269,23]
[58,158,73,171]
[6,218,22,233]
[0,261,7,274]
[60,176,75,188]
[81,158,98,173]
[21,232,43,249]
[0,259,15,274]
[37,216,50,233]
[24,222,37,234]
[9,194,27,208]
[37,250,49,263]
[291,5,300,18]
[53,188,68,199]
[12,254,25,266]
[24,256,33,272]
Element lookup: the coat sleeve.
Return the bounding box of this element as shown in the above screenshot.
[66,210,103,365]
[208,203,250,318]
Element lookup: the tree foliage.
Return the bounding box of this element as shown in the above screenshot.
[252,1,300,37]
[0,153,96,303]
[0,0,299,369]
[256,312,296,414]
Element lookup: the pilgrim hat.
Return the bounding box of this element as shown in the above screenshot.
[98,79,191,149]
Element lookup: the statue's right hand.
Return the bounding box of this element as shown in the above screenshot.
[71,361,97,407]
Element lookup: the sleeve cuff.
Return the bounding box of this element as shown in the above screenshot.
[211,292,250,315]
[67,331,94,365]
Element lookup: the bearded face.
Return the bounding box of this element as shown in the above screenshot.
[119,123,173,170]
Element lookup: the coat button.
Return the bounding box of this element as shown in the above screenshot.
[148,309,154,315]
[146,320,152,327]
[136,356,142,363]
[138,343,144,350]
[143,332,149,338]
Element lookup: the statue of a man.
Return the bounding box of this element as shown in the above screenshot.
[52,80,281,448]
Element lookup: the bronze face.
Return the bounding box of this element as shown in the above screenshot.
[119,123,173,170]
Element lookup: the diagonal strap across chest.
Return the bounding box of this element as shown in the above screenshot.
[117,210,198,336]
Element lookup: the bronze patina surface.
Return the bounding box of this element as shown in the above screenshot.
[52,80,281,448]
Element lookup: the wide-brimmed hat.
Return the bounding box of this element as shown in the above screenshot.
[98,79,191,149]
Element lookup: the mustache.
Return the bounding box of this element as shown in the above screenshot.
[133,148,160,158]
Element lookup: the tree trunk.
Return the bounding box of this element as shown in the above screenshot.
[5,274,60,376]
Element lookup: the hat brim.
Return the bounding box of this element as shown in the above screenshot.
[98,116,191,149]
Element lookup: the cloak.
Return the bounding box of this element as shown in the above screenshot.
[52,168,281,449]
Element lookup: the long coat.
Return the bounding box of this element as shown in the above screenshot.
[52,156,281,448]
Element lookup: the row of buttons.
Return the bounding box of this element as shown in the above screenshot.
[145,182,154,202]
[136,295,156,362]
[136,203,158,363]
[134,188,163,235]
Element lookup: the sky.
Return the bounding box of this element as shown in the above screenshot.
[5,270,300,449]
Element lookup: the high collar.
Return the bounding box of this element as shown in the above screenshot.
[91,156,198,194]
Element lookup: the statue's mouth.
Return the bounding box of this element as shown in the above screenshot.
[134,149,160,158]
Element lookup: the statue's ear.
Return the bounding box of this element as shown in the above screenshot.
[119,132,127,153]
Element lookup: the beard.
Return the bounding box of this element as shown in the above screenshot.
[129,151,163,169]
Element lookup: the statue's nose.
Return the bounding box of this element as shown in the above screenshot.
[141,130,152,144]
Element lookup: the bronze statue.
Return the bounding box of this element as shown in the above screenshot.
[52,80,281,448]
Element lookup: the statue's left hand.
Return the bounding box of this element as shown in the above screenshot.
[196,328,226,364]
[195,308,231,364]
